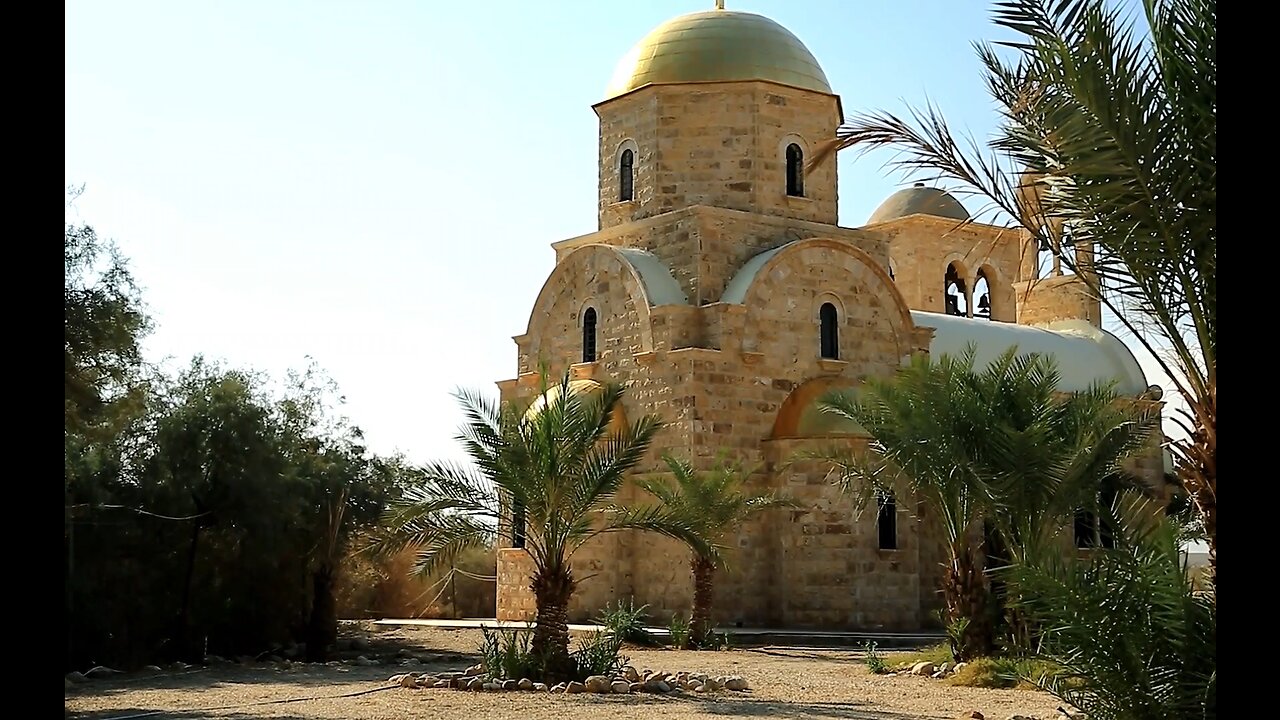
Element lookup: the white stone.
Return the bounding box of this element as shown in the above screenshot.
[611,680,631,693]
[565,681,586,694]
[585,675,612,693]
[911,661,936,676]
[726,677,748,691]
[518,678,534,690]
[623,666,640,682]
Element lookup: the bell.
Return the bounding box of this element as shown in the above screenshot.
[978,294,990,311]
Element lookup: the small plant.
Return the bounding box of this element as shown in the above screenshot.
[667,613,691,650]
[864,641,888,674]
[478,627,541,680]
[943,616,970,661]
[597,598,657,647]
[571,630,627,680]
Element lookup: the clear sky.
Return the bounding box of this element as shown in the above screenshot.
[65,0,1179,465]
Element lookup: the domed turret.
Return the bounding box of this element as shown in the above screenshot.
[865,183,969,225]
[604,8,832,101]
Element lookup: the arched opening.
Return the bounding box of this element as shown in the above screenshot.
[944,262,968,317]
[877,492,897,550]
[785,143,804,197]
[582,307,598,363]
[619,149,634,202]
[973,268,992,320]
[770,379,867,439]
[819,302,838,359]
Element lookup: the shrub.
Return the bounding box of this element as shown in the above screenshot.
[571,631,627,680]
[596,598,657,647]
[864,642,888,674]
[883,642,954,670]
[479,627,542,681]
[667,613,691,650]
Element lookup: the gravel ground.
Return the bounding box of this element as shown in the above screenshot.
[65,626,1068,720]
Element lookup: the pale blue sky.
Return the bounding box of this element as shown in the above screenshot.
[65,0,1177,464]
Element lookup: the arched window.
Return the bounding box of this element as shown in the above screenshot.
[973,269,992,320]
[619,149,634,202]
[877,492,897,550]
[819,302,838,359]
[785,143,804,197]
[944,262,968,317]
[582,307,597,363]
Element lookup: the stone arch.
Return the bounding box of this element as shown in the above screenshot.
[944,258,970,317]
[729,238,915,365]
[771,377,868,439]
[524,245,666,363]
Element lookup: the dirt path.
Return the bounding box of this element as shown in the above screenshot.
[65,627,1067,720]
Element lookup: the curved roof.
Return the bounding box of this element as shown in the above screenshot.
[604,9,832,101]
[866,185,970,225]
[911,311,1148,395]
[721,244,786,304]
[616,248,689,305]
[523,379,627,433]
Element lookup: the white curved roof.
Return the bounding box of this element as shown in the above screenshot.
[912,311,1148,395]
[721,245,786,304]
[616,248,689,306]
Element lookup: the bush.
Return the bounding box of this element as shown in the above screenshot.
[596,598,656,647]
[479,627,542,681]
[864,641,888,674]
[571,631,627,680]
[883,642,954,670]
[667,613,691,650]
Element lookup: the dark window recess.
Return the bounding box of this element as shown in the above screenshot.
[582,307,597,363]
[944,262,967,317]
[619,149,634,201]
[877,493,897,550]
[511,499,526,549]
[785,143,804,197]
[819,302,838,359]
[1075,483,1119,549]
[974,269,992,320]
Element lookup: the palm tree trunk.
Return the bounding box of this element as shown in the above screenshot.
[1185,400,1216,583]
[530,564,575,680]
[305,563,336,662]
[690,556,715,648]
[943,543,994,661]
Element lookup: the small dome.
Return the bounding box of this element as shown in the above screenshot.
[604,9,832,101]
[866,184,970,225]
[523,379,627,435]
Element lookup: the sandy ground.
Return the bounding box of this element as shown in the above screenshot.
[65,626,1068,720]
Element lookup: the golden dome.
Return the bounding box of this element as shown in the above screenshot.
[604,9,832,101]
[523,379,628,435]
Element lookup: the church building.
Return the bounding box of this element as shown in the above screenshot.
[494,4,1162,630]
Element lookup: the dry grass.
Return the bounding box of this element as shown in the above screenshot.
[335,545,495,620]
[65,626,1070,720]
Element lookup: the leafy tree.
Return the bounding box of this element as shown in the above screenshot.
[819,348,1153,659]
[636,455,797,647]
[374,375,713,679]
[810,0,1216,575]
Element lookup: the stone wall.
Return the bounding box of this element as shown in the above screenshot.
[1013,275,1103,327]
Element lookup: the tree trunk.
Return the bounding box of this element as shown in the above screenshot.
[305,564,336,662]
[690,556,715,648]
[1183,395,1216,585]
[943,544,994,661]
[176,522,202,660]
[530,563,576,681]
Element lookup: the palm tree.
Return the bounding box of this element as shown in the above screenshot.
[372,374,713,679]
[636,455,798,647]
[819,347,1154,659]
[810,0,1215,576]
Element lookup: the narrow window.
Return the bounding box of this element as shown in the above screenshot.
[877,492,897,550]
[819,302,838,359]
[511,498,526,549]
[582,307,597,363]
[973,269,992,320]
[619,149,634,202]
[785,143,804,197]
[944,262,967,317]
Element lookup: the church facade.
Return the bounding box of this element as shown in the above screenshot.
[493,6,1162,630]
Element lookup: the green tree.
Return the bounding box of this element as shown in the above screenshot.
[810,0,1216,575]
[820,348,1153,659]
[374,375,712,679]
[636,455,797,648]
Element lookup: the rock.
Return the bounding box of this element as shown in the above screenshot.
[518,678,533,690]
[482,682,500,691]
[690,672,708,682]
[439,671,463,679]
[142,665,162,672]
[585,675,612,693]
[725,677,748,691]
[354,656,377,667]
[434,680,451,688]
[693,682,708,693]
[630,681,644,692]
[389,673,407,684]
[1006,715,1037,720]
[65,672,87,684]
[533,682,548,691]
[911,661,936,676]
[1057,711,1086,720]
[85,666,123,679]
[501,679,518,691]
[400,658,421,666]
[932,671,945,679]
[464,664,484,676]
[954,662,969,674]
[961,712,984,720]
[611,680,631,693]
[650,670,670,683]
[674,671,689,684]
[400,675,418,688]
[705,677,722,691]
[646,680,672,693]
[566,681,586,694]
[550,683,565,693]
[939,661,955,674]
[467,678,484,691]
